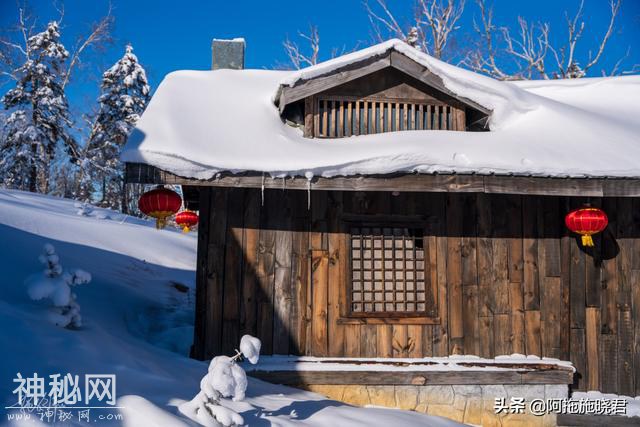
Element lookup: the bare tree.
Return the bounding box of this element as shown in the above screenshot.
[364,0,465,59]
[0,6,36,84]
[282,25,320,69]
[465,0,624,79]
[62,3,114,88]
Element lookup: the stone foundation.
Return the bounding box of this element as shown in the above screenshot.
[300,384,569,426]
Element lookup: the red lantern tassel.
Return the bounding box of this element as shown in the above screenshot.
[581,235,594,247]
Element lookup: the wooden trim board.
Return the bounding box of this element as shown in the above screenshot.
[247,367,574,386]
[125,163,640,197]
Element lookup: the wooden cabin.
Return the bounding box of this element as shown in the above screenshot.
[123,39,640,411]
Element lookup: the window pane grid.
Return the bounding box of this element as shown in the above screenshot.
[350,226,426,315]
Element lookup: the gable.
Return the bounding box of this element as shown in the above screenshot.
[276,49,491,116]
[280,62,490,138]
[322,67,462,105]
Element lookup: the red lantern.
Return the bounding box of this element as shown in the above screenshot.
[175,210,199,233]
[565,207,608,247]
[138,187,182,229]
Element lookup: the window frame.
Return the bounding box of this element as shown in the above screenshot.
[339,217,440,325]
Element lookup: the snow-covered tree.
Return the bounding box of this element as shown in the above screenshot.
[25,243,91,328]
[80,44,150,212]
[0,111,33,190]
[180,335,262,427]
[1,21,78,193]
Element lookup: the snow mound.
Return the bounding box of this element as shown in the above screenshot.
[571,391,640,418]
[204,356,248,402]
[121,39,640,180]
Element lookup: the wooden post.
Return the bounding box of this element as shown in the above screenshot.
[354,100,360,136]
[311,250,329,356]
[191,187,212,360]
[585,307,600,391]
[322,100,328,137]
[304,96,314,138]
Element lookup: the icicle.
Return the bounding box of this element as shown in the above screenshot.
[304,171,314,210]
[281,176,286,191]
[261,174,265,206]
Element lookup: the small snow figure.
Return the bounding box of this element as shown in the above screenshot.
[180,335,261,427]
[74,201,94,217]
[26,244,91,328]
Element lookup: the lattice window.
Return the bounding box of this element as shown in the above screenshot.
[349,226,429,316]
[314,96,465,138]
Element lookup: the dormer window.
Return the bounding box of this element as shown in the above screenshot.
[278,51,490,138]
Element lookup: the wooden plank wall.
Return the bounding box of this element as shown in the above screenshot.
[192,188,640,395]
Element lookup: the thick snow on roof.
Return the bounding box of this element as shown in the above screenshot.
[121,40,640,180]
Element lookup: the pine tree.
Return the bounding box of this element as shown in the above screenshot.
[1,21,78,193]
[81,44,150,212]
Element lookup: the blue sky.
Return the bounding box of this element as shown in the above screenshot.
[1,0,639,121]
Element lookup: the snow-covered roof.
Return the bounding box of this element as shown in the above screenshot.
[121,39,640,180]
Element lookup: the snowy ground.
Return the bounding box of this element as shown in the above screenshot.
[0,189,464,426]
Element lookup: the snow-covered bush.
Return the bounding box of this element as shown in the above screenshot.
[180,335,261,427]
[25,243,91,328]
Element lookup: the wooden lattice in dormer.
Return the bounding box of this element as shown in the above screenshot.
[311,97,465,137]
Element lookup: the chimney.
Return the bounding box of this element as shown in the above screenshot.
[211,38,245,70]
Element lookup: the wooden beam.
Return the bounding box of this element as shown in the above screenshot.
[125,163,640,197]
[247,367,573,386]
[484,175,604,197]
[389,51,491,115]
[278,55,391,110]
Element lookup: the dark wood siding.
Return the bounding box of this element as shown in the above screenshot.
[192,188,640,395]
